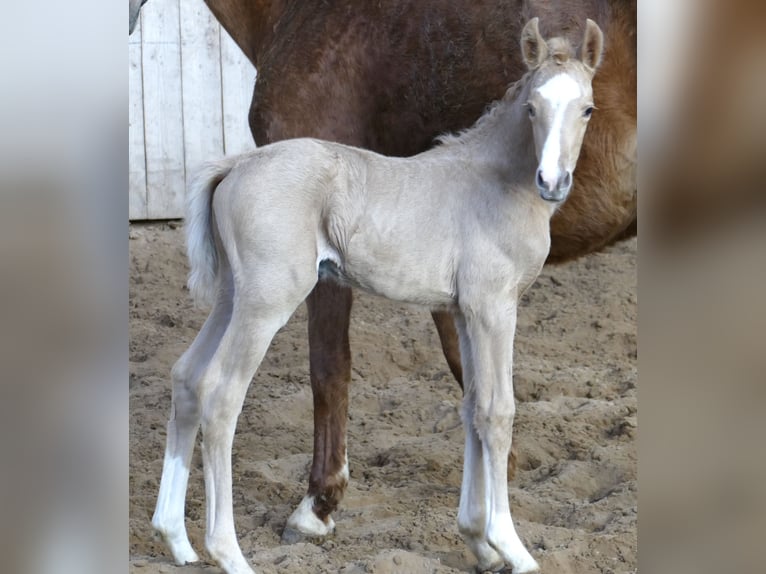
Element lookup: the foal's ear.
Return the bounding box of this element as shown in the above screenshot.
[580,18,604,73]
[521,18,547,70]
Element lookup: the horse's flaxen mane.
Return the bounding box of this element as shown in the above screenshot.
[435,35,575,149]
[434,73,530,148]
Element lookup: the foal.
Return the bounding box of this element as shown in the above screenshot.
[153,18,603,574]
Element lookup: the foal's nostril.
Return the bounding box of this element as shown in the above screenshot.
[560,171,572,190]
[536,169,546,190]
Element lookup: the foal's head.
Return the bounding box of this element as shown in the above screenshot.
[521,18,604,203]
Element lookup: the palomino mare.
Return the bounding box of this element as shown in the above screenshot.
[130,0,636,544]
[151,19,604,574]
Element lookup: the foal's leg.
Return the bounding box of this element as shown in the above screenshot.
[461,301,538,573]
[198,292,303,574]
[152,280,234,565]
[432,310,518,481]
[453,312,504,572]
[285,281,352,539]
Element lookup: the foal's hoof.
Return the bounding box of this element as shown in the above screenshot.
[475,559,507,573]
[281,525,332,545]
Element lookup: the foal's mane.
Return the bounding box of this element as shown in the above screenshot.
[434,36,576,149]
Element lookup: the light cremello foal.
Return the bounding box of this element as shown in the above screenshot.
[152,17,604,574]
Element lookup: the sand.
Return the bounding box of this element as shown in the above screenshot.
[129,223,636,573]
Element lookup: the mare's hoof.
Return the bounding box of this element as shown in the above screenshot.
[281,525,331,545]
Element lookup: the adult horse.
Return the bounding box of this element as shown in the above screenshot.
[130,0,636,544]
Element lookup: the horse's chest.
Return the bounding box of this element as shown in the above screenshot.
[459,215,550,297]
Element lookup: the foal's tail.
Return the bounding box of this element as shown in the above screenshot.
[185,157,238,307]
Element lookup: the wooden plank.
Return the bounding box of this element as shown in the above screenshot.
[180,0,224,176]
[220,29,257,155]
[128,13,147,220]
[141,0,185,219]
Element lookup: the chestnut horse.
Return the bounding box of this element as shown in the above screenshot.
[130,0,636,549]
[153,20,604,573]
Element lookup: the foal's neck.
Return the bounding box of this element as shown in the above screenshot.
[442,78,538,186]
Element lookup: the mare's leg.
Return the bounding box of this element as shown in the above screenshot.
[285,281,352,539]
[152,276,234,565]
[431,310,464,386]
[459,300,538,573]
[453,312,504,572]
[432,310,518,481]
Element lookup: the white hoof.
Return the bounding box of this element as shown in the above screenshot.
[486,518,539,573]
[490,540,539,574]
[152,522,200,565]
[464,536,504,572]
[511,556,540,573]
[170,539,200,565]
[206,537,255,574]
[285,495,335,538]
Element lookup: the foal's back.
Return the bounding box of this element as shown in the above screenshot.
[213,139,463,302]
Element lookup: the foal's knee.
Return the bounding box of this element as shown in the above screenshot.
[474,400,516,447]
[170,359,202,422]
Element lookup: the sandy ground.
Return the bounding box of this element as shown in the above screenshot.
[129,223,636,574]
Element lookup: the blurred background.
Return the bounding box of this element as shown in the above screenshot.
[639,1,766,572]
[0,0,763,572]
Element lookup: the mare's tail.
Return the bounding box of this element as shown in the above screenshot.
[185,157,238,307]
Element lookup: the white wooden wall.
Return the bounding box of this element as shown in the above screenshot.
[129,0,257,220]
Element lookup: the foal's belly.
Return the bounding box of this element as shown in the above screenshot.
[318,255,456,309]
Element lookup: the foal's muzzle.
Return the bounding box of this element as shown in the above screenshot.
[536,169,572,203]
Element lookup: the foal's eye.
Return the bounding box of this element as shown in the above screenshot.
[526,104,536,118]
[583,106,594,118]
